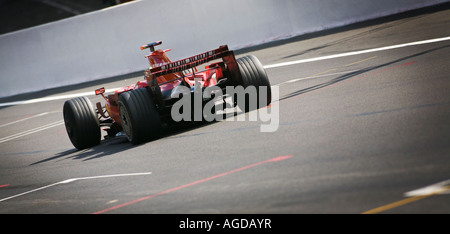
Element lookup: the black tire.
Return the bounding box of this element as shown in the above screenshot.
[235,55,272,112]
[63,96,101,150]
[118,88,161,144]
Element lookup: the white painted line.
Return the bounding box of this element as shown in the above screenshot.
[263,36,450,69]
[404,179,450,197]
[274,69,360,86]
[0,112,51,128]
[58,172,153,184]
[0,120,64,144]
[0,172,152,202]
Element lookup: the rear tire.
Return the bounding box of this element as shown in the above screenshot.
[63,96,101,150]
[118,88,161,144]
[235,55,272,112]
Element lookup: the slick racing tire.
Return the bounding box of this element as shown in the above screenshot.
[63,96,101,150]
[235,55,272,112]
[118,88,162,145]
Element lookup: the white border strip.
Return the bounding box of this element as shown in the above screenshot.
[263,36,450,69]
[0,88,120,107]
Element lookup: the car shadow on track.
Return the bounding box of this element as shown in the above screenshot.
[30,107,243,165]
[30,136,132,165]
[279,45,450,102]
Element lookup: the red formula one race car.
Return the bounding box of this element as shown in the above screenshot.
[63,41,271,150]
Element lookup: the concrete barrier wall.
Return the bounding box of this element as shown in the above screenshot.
[1,0,448,98]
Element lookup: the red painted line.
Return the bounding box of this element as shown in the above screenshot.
[93,155,293,214]
[0,184,10,188]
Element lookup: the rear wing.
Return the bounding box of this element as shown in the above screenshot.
[144,45,239,87]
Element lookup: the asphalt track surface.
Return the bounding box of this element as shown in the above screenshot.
[1,5,449,215]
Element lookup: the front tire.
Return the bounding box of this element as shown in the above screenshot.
[118,88,161,144]
[63,96,101,150]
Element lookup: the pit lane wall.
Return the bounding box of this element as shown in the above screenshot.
[0,0,448,98]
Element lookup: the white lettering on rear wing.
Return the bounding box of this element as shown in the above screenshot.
[145,45,231,84]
